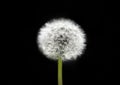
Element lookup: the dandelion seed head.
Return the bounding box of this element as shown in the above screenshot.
[37,18,86,61]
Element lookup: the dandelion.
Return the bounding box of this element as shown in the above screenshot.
[37,18,86,85]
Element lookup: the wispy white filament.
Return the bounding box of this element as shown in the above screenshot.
[37,18,86,61]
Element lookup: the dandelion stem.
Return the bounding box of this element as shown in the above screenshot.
[58,57,63,85]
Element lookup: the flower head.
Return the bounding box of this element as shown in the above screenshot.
[37,18,86,61]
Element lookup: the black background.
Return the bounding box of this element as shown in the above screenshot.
[7,0,113,85]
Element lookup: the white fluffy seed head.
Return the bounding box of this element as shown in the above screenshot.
[37,18,86,61]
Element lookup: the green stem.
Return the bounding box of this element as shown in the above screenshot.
[58,57,63,85]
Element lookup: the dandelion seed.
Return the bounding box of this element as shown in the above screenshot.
[37,18,86,61]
